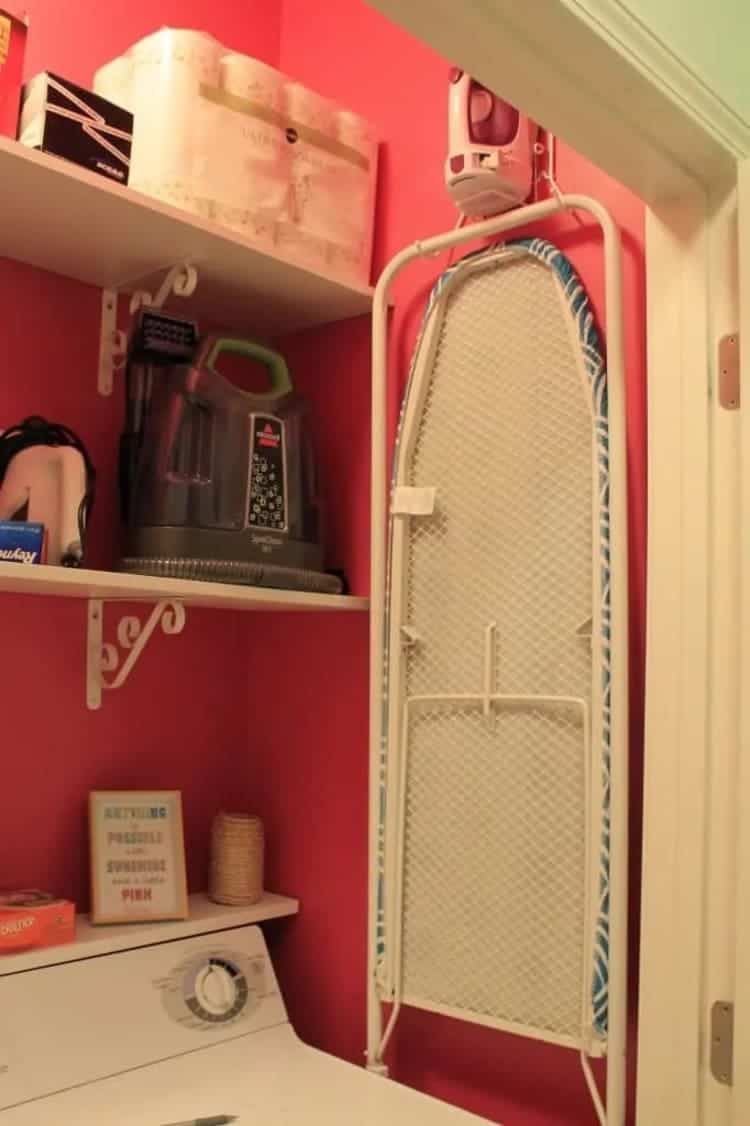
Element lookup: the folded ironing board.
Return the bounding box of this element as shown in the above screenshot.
[375,238,613,1058]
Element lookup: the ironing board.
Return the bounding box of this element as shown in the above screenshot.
[375,239,612,1057]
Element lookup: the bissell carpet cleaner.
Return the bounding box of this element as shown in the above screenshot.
[120,323,339,593]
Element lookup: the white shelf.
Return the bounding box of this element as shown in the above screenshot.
[0,137,373,334]
[0,562,368,611]
[0,892,299,976]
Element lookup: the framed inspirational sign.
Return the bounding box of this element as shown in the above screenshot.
[89,790,189,924]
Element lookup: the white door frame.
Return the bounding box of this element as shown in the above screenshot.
[364,1,750,1122]
[731,161,750,1126]
[706,183,742,1126]
[635,191,711,1126]
[637,186,743,1126]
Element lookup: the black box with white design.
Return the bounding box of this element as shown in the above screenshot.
[18,71,133,184]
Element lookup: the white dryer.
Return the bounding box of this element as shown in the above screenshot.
[0,920,492,1125]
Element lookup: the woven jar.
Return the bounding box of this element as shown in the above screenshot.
[209,812,264,906]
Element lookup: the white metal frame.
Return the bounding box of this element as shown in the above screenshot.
[379,243,605,1064]
[368,193,628,1126]
[381,693,594,1053]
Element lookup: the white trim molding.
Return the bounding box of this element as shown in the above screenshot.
[636,184,731,1125]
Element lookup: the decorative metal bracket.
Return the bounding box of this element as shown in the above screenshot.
[128,261,198,318]
[86,598,187,710]
[97,262,199,397]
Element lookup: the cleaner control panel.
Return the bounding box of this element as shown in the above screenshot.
[249,414,287,532]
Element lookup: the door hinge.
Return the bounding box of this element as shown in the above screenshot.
[718,333,740,410]
[710,1000,734,1086]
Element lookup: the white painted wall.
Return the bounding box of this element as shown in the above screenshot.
[610,0,750,122]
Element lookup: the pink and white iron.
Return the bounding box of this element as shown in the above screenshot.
[445,68,537,218]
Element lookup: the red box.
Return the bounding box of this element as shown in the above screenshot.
[0,891,76,954]
[0,9,26,138]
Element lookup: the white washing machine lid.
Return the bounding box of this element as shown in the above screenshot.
[3,1024,494,1126]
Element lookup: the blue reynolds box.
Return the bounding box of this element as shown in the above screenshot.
[0,522,46,564]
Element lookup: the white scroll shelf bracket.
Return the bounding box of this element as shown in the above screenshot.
[97,262,199,397]
[86,598,187,710]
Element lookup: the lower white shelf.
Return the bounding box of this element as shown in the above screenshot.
[0,563,369,612]
[0,891,299,976]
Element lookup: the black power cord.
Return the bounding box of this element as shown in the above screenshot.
[0,416,97,566]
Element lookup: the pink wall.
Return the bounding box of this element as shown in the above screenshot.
[246,3,646,1126]
[0,257,253,909]
[0,2,284,903]
[21,0,281,86]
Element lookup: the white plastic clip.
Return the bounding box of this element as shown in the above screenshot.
[391,486,436,516]
[400,625,419,648]
[576,616,593,653]
[87,599,186,710]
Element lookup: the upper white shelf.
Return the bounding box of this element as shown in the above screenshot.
[0,891,299,976]
[0,137,373,334]
[0,562,369,612]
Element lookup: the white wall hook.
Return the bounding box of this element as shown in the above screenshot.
[400,624,419,648]
[87,598,186,710]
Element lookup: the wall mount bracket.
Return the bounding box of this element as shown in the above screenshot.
[710,1000,734,1086]
[97,261,199,397]
[86,598,187,710]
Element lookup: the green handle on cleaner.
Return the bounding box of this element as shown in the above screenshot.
[206,337,293,400]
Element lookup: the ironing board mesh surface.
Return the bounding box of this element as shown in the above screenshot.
[407,258,592,702]
[382,243,608,1049]
[403,699,587,1038]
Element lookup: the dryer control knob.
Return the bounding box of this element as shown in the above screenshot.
[162,949,261,1028]
[195,962,237,1016]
